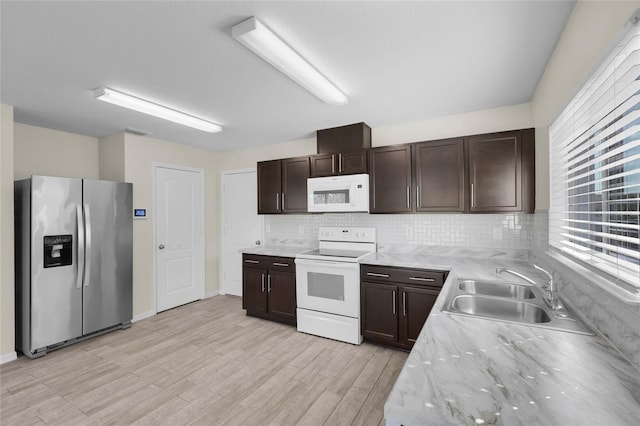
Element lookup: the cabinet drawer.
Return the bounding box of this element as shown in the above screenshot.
[361,265,445,287]
[243,254,295,272]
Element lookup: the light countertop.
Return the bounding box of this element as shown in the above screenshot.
[369,252,640,426]
[241,246,640,424]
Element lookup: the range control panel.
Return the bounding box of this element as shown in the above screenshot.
[318,227,376,244]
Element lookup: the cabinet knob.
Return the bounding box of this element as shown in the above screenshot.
[255,240,261,246]
[158,244,165,250]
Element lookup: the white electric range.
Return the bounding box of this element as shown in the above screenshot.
[295,227,376,344]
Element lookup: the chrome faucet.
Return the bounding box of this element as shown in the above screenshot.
[496,264,563,311]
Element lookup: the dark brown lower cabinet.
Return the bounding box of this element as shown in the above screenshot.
[242,254,296,326]
[361,282,399,344]
[400,285,440,346]
[361,264,446,350]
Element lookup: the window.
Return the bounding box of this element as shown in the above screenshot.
[549,13,640,292]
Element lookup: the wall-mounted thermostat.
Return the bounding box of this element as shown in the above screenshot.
[133,208,147,219]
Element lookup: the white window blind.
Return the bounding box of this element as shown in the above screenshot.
[549,14,640,292]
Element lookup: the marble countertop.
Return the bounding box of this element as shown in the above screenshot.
[241,245,640,424]
[241,244,314,259]
[373,252,640,426]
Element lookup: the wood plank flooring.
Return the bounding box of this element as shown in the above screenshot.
[0,295,407,425]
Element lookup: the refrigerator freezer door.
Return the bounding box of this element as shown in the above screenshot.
[30,176,83,350]
[82,180,133,335]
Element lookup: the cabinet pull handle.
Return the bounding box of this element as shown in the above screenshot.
[244,259,260,264]
[276,193,280,211]
[416,186,420,208]
[409,277,435,282]
[338,155,343,173]
[267,274,272,292]
[403,292,407,316]
[332,154,336,174]
[261,273,266,292]
[366,272,389,278]
[471,183,475,208]
[272,262,289,267]
[281,192,285,210]
[406,187,411,209]
[392,290,396,315]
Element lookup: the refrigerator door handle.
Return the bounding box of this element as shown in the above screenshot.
[76,205,85,289]
[84,204,92,287]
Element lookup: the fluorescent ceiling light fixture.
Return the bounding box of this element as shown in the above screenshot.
[232,17,348,106]
[93,87,222,133]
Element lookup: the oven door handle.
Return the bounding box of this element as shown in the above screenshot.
[294,258,360,268]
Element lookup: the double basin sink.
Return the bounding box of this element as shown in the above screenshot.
[442,279,593,335]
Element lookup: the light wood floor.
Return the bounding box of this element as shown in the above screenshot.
[0,295,407,425]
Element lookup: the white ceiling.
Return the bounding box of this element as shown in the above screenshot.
[0,1,575,152]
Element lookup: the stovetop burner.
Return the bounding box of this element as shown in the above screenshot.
[295,227,377,263]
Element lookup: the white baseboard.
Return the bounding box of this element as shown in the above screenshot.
[132,310,156,323]
[205,290,219,299]
[0,351,17,364]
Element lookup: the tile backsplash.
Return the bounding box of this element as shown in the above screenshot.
[265,213,534,251]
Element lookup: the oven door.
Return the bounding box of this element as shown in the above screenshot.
[295,258,360,318]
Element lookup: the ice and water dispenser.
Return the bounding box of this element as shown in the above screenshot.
[43,235,72,268]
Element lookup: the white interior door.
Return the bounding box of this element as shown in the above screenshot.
[155,165,204,312]
[221,169,263,296]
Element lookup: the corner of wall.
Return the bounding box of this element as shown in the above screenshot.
[99,132,126,181]
[1,104,16,361]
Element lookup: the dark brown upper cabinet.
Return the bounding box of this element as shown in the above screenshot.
[257,156,310,214]
[414,138,465,212]
[257,160,281,214]
[467,128,535,213]
[310,150,368,177]
[316,122,371,154]
[369,145,413,213]
[282,157,310,213]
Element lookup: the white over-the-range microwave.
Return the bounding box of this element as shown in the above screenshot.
[307,173,369,213]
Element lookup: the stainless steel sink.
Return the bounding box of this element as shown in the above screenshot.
[442,279,593,335]
[451,295,551,323]
[458,280,535,299]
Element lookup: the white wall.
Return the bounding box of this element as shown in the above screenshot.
[0,105,16,362]
[372,103,532,147]
[14,123,100,180]
[123,134,220,317]
[531,0,640,209]
[99,133,125,181]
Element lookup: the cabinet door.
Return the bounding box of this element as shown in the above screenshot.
[282,157,310,213]
[310,154,336,177]
[267,270,296,324]
[468,131,522,212]
[257,160,281,214]
[369,145,412,213]
[361,282,399,344]
[414,138,465,212]
[339,150,368,175]
[400,286,440,347]
[242,267,267,314]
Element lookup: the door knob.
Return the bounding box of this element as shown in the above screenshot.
[255,240,261,246]
[158,244,165,249]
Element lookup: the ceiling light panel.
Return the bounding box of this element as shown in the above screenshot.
[232,17,348,106]
[93,87,222,133]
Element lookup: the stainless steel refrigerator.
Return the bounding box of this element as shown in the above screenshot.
[15,175,133,358]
